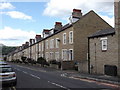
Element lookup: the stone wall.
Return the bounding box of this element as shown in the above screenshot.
[89,35,118,75]
[61,61,74,70]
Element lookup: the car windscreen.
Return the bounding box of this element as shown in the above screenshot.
[0,67,13,73]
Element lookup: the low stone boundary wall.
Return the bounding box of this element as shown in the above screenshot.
[61,61,74,70]
[50,64,59,69]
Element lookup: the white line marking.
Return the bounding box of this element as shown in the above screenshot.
[48,81,70,90]
[22,71,28,74]
[61,73,67,77]
[15,66,41,80]
[14,68,21,71]
[14,65,42,80]
[69,77,94,83]
[30,74,41,79]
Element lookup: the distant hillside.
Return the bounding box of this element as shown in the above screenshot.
[0,43,5,46]
[2,46,17,55]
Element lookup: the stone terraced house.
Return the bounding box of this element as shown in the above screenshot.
[7,9,113,73]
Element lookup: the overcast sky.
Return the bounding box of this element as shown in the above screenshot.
[0,0,114,46]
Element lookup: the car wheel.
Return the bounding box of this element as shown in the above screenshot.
[12,80,17,86]
[13,81,17,86]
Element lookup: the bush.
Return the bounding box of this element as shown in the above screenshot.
[16,59,20,63]
[50,60,60,65]
[27,58,36,64]
[50,60,57,64]
[50,60,61,68]
[44,62,49,66]
[37,57,48,66]
[11,59,15,63]
[27,58,32,63]
[21,56,27,64]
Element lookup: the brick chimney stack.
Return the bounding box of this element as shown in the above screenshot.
[25,42,29,47]
[32,39,35,44]
[43,29,50,38]
[72,9,82,19]
[69,9,82,24]
[22,44,25,49]
[30,39,35,45]
[54,22,62,30]
[29,39,33,45]
[35,35,41,42]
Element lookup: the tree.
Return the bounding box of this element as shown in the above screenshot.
[2,46,17,55]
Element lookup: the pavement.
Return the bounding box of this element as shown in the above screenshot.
[29,63,120,86]
[61,70,120,86]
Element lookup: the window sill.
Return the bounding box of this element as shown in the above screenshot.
[102,50,107,52]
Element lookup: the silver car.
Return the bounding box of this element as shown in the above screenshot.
[0,64,17,87]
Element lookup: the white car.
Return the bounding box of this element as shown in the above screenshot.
[0,64,17,87]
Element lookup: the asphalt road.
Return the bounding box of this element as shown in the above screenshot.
[2,63,117,90]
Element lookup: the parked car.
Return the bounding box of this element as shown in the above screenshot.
[0,61,8,65]
[0,65,17,87]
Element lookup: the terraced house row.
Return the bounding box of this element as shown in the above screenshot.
[7,1,120,76]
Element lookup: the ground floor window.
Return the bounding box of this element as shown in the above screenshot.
[62,49,67,61]
[69,49,73,60]
[45,52,49,61]
[55,52,59,61]
[42,54,43,58]
[36,53,38,61]
[50,52,54,60]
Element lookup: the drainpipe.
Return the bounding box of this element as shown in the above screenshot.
[37,43,39,59]
[43,41,45,59]
[88,37,90,74]
[30,46,31,59]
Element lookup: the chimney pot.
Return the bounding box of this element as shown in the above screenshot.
[35,35,41,42]
[43,29,50,32]
[55,22,62,25]
[73,9,81,12]
[35,35,41,38]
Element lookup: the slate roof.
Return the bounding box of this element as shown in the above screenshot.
[89,28,115,38]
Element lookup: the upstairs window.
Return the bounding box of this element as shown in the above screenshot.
[50,39,54,48]
[69,31,73,44]
[36,44,38,53]
[46,40,49,49]
[39,43,41,51]
[56,38,59,48]
[100,37,107,51]
[42,43,44,51]
[63,33,66,44]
